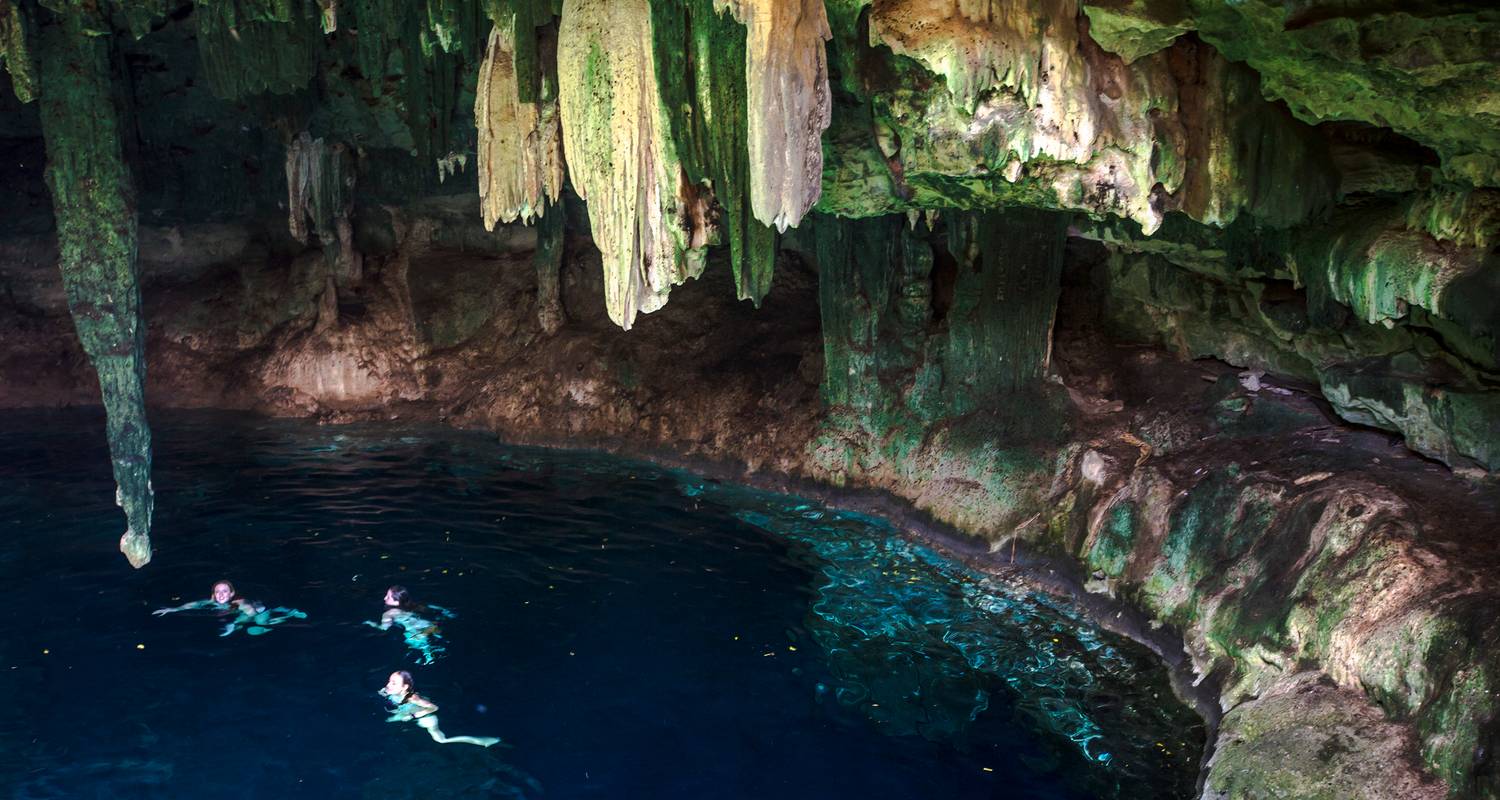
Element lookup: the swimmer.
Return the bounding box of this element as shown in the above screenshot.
[363,585,453,664]
[153,580,306,636]
[379,670,500,748]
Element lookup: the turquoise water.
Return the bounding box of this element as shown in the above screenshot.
[0,411,1202,798]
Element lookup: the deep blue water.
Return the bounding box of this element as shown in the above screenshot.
[0,411,1202,799]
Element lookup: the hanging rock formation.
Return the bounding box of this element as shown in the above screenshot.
[557,0,715,329]
[35,3,154,567]
[3,2,1500,796]
[0,0,35,102]
[716,0,832,232]
[650,0,777,303]
[818,0,1335,232]
[285,132,361,281]
[475,13,564,228]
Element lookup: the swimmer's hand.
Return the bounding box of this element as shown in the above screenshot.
[362,620,382,629]
[385,713,413,723]
[151,608,173,616]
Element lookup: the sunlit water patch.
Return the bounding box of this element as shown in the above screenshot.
[0,411,1202,799]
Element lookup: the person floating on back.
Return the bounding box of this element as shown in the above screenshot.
[379,670,500,748]
[364,585,453,664]
[153,580,307,636]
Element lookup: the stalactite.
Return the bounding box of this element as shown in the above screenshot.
[714,0,832,232]
[0,0,36,102]
[36,4,154,567]
[535,199,567,334]
[285,132,356,245]
[475,14,563,228]
[423,0,488,60]
[286,132,361,280]
[652,0,777,305]
[318,0,338,32]
[557,0,714,330]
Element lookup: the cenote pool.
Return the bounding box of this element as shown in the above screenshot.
[0,411,1203,799]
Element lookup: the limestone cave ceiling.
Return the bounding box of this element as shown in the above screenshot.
[0,0,1498,567]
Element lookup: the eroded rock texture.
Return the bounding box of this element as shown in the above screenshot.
[717,0,832,232]
[558,0,714,329]
[1086,0,1500,187]
[35,4,154,567]
[475,12,563,228]
[4,0,1500,797]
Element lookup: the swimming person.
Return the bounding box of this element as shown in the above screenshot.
[379,670,500,748]
[363,585,453,664]
[153,580,307,636]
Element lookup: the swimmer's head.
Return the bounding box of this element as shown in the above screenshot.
[212,581,235,604]
[385,670,415,698]
[385,586,410,608]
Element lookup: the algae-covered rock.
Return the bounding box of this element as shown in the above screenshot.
[1204,672,1447,800]
[0,0,35,102]
[557,0,714,329]
[1179,1,1500,187]
[37,3,154,567]
[1080,0,1190,64]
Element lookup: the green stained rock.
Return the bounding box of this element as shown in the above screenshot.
[1086,502,1136,578]
[1404,187,1500,251]
[0,0,36,102]
[943,208,1067,409]
[1181,1,1500,187]
[1205,672,1448,800]
[347,0,466,162]
[1081,0,1191,64]
[37,3,154,567]
[193,0,320,100]
[651,0,776,305]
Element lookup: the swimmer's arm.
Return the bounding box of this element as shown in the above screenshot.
[152,599,213,615]
[408,695,438,718]
[363,610,397,630]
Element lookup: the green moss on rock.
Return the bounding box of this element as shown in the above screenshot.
[37,2,154,567]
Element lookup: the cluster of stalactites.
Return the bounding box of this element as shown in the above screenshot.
[285,131,362,279]
[475,11,563,228]
[850,0,1336,233]
[286,132,356,245]
[557,0,715,330]
[650,0,776,305]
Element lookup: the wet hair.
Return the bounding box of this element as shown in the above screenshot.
[391,670,416,701]
[386,585,431,614]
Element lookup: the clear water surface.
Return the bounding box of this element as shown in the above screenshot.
[0,410,1203,799]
